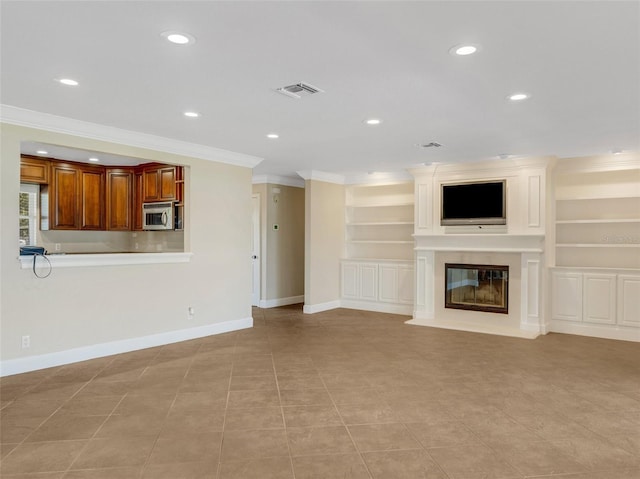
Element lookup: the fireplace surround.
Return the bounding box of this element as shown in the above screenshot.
[445,263,509,314]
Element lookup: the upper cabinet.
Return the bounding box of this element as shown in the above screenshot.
[133,169,144,231]
[20,156,50,184]
[21,155,183,232]
[48,162,104,230]
[106,168,133,231]
[80,167,105,230]
[49,162,81,230]
[142,165,176,202]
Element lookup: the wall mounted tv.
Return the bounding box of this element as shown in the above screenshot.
[441,180,506,226]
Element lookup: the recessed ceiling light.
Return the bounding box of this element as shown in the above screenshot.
[364,119,382,125]
[266,133,279,139]
[88,157,99,162]
[450,44,480,56]
[36,150,48,155]
[58,78,78,86]
[161,31,196,45]
[508,93,530,101]
[183,111,200,118]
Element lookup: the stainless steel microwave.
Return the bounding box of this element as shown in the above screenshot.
[142,202,174,230]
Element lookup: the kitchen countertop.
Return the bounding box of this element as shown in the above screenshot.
[19,251,193,269]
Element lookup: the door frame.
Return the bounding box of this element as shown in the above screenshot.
[251,193,261,307]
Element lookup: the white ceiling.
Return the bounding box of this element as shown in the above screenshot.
[2,1,638,179]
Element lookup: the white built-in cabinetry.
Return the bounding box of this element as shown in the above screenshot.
[341,182,415,314]
[550,156,640,341]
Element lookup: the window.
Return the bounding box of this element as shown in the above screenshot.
[19,183,38,246]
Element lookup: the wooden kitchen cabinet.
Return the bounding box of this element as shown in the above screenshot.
[133,169,144,230]
[50,163,80,229]
[20,155,50,184]
[80,168,105,230]
[35,158,181,232]
[49,162,104,230]
[142,165,176,202]
[106,168,133,231]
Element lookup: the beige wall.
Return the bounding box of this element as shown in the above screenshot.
[304,179,345,308]
[251,183,305,302]
[1,123,253,363]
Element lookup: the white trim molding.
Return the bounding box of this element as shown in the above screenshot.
[19,252,193,269]
[296,170,345,185]
[405,317,540,340]
[1,105,263,168]
[0,316,253,377]
[252,175,305,189]
[259,295,305,308]
[343,171,413,185]
[303,300,341,314]
[550,321,640,342]
[341,300,412,316]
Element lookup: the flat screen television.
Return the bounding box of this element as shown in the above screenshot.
[441,180,506,226]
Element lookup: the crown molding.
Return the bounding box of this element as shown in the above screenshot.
[252,174,305,188]
[296,170,345,184]
[409,156,556,179]
[555,153,639,174]
[0,104,263,169]
[343,170,413,185]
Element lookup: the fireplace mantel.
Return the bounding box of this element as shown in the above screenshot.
[414,234,544,253]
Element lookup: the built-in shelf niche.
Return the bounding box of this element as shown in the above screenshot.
[554,164,640,270]
[345,182,414,261]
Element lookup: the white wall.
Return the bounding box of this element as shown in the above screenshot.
[1,123,253,370]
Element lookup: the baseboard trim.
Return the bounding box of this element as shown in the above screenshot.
[405,317,540,340]
[259,295,304,309]
[0,317,253,377]
[303,300,341,314]
[341,300,413,316]
[550,321,640,342]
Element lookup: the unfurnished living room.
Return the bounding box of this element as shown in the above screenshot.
[1,1,639,478]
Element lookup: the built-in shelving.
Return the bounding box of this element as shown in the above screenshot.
[342,182,415,313]
[554,163,640,270]
[345,182,414,261]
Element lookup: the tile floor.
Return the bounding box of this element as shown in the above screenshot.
[1,305,639,478]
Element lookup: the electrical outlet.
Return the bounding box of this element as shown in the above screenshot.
[55,243,61,251]
[21,335,30,349]
[188,307,195,320]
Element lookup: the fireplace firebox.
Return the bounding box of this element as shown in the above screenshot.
[445,263,509,314]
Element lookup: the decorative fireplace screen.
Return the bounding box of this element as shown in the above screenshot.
[445,263,509,314]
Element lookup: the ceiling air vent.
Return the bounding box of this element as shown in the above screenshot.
[276,82,324,99]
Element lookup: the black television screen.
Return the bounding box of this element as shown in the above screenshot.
[441,180,506,226]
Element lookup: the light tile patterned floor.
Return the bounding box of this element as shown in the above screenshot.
[1,305,639,478]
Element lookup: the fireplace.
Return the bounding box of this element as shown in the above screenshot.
[445,263,509,314]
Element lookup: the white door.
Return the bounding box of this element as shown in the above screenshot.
[251,194,261,306]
